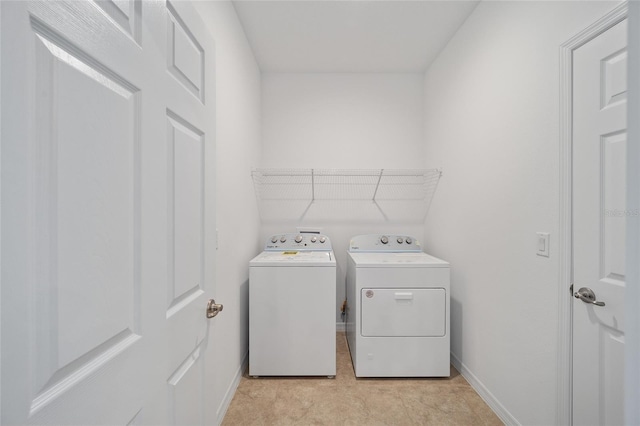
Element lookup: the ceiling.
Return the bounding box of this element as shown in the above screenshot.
[232,0,480,73]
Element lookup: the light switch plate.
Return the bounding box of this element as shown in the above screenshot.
[537,232,550,257]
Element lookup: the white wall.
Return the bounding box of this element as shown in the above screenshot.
[262,73,425,169]
[192,2,262,423]
[422,2,620,424]
[261,73,428,324]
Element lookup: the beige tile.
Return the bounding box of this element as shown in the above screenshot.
[223,333,503,426]
[460,387,505,426]
[223,392,278,425]
[349,386,415,425]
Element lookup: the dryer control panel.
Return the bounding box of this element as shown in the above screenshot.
[349,234,421,252]
[264,233,332,251]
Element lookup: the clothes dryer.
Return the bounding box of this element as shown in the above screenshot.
[249,233,336,377]
[346,234,450,377]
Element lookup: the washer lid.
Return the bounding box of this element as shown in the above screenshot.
[250,250,336,267]
[349,252,449,268]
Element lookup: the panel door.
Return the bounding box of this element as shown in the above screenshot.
[154,2,217,425]
[572,18,626,426]
[0,1,217,424]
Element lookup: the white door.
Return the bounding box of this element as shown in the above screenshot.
[157,2,217,424]
[573,18,627,426]
[0,1,217,424]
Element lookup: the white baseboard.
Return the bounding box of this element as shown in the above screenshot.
[450,352,519,426]
[216,350,249,425]
[336,321,345,332]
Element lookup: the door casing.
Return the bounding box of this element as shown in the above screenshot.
[626,3,640,424]
[558,3,628,425]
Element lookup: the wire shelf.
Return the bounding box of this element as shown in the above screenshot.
[251,168,442,223]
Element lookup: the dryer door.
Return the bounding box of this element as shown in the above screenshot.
[361,288,446,337]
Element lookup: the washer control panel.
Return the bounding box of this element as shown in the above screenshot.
[265,233,332,251]
[349,234,421,252]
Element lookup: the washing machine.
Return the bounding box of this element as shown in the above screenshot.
[345,234,450,377]
[249,233,336,377]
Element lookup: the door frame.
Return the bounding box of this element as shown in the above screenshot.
[626,3,640,424]
[558,3,628,425]
[0,1,3,420]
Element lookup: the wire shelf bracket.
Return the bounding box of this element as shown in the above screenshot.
[251,168,443,223]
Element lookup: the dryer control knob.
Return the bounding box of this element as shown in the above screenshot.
[319,236,326,243]
[310,236,317,243]
[271,236,278,243]
[280,236,287,243]
[397,237,403,244]
[406,237,412,244]
[380,236,389,244]
[295,235,303,243]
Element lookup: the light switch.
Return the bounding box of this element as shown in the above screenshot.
[537,232,549,257]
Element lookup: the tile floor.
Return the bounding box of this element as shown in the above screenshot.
[222,333,503,425]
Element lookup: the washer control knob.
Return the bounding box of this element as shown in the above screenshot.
[311,236,317,243]
[294,235,303,243]
[406,237,412,244]
[397,237,403,244]
[271,236,278,243]
[380,236,389,244]
[319,236,326,243]
[280,236,287,243]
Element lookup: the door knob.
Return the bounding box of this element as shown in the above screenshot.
[206,299,224,318]
[573,287,605,307]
